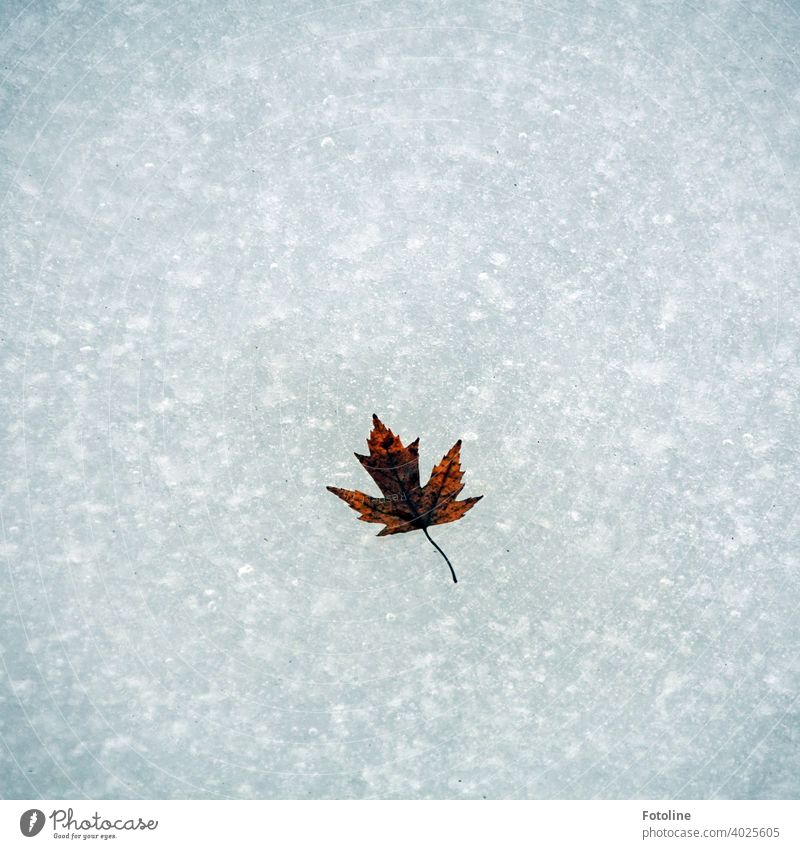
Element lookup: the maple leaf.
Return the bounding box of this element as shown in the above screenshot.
[327,414,483,582]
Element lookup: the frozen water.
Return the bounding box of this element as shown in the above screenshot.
[1,0,799,799]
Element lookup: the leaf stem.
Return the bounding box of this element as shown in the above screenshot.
[422,527,457,583]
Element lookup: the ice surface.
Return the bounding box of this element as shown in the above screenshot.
[1,0,799,799]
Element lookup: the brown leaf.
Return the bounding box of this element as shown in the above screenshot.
[327,414,483,582]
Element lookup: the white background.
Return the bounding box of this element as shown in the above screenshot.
[1,800,798,848]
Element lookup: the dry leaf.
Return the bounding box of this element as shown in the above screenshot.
[327,414,482,582]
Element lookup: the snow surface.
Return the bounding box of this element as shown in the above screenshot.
[1,0,799,799]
